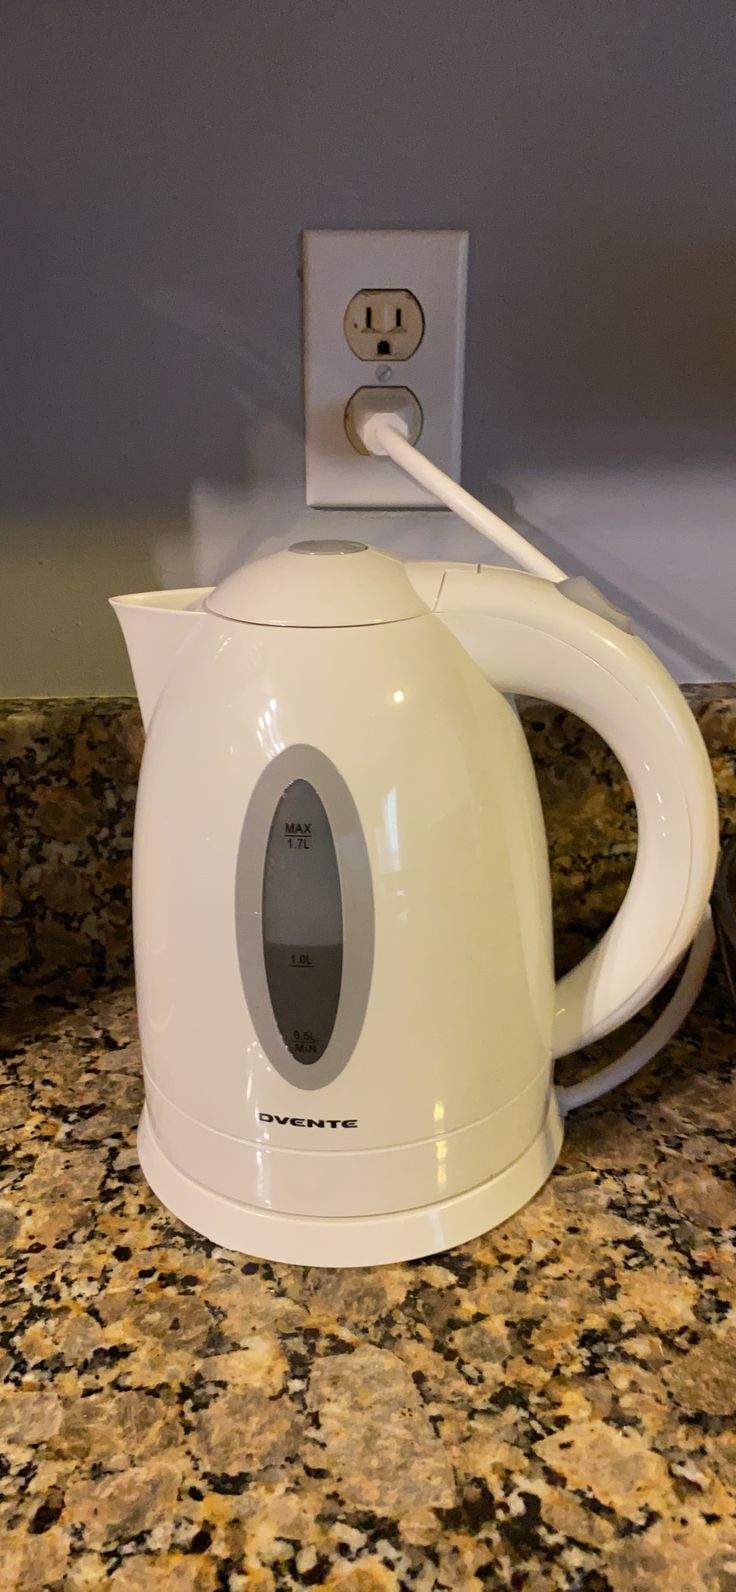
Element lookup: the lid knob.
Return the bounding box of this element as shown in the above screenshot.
[206,542,429,627]
[289,539,367,557]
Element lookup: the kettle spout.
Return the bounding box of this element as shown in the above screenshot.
[110,588,211,731]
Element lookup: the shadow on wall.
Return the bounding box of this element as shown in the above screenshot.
[562,241,736,422]
[466,236,736,482]
[3,214,736,523]
[1,245,304,517]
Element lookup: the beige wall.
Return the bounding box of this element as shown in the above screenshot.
[2,0,735,694]
[0,515,190,696]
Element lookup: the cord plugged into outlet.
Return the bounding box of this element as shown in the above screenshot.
[302,230,467,508]
[344,386,423,455]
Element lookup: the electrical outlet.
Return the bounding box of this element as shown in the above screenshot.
[344,386,423,455]
[302,230,468,509]
[343,289,424,361]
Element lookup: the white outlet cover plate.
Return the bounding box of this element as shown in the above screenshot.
[303,230,468,509]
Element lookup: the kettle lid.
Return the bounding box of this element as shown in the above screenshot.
[205,540,429,627]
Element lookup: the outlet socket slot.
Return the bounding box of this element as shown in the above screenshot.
[344,289,424,362]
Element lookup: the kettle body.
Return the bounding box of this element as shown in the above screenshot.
[112,540,718,1265]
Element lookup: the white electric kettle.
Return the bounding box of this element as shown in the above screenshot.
[112,539,718,1266]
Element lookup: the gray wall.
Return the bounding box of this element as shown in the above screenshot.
[2,0,735,693]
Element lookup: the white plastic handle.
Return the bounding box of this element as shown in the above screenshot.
[428,564,718,1059]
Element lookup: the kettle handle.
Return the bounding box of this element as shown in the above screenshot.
[431,564,718,1058]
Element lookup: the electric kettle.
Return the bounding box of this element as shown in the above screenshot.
[112,540,718,1266]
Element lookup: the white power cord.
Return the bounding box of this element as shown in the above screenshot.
[556,907,715,1113]
[356,408,715,1110]
[359,411,566,581]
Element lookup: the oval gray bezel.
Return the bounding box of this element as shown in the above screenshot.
[235,744,375,1091]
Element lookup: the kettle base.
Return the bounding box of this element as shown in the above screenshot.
[138,1096,564,1268]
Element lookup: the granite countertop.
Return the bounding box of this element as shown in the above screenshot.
[1,689,735,1588]
[1,966,735,1591]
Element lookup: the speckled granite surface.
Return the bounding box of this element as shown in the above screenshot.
[0,969,734,1590]
[0,699,142,996]
[2,687,735,994]
[0,687,735,1588]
